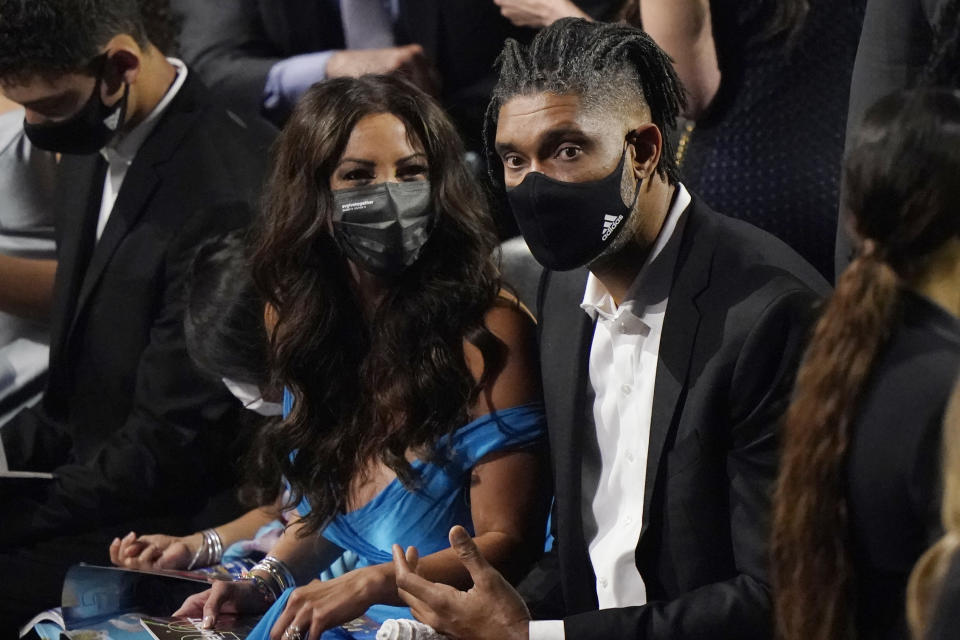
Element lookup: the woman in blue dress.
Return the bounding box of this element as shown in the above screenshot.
[174,74,550,640]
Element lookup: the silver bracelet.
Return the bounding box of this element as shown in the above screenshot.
[187,528,224,570]
[251,555,296,595]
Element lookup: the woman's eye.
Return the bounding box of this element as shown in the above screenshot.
[343,169,373,181]
[399,165,429,180]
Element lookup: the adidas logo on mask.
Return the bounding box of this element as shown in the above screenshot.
[601,214,624,241]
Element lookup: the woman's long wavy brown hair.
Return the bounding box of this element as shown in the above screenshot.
[772,88,960,640]
[249,75,504,534]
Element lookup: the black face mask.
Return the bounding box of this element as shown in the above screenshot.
[506,146,641,271]
[23,65,129,155]
[331,180,436,277]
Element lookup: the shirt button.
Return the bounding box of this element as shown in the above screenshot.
[626,451,635,463]
[621,384,632,395]
[624,515,633,526]
[599,577,609,589]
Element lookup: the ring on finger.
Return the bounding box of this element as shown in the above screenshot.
[283,624,304,640]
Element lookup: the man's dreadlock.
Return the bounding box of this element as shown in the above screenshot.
[483,18,687,189]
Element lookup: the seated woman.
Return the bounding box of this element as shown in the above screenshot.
[771,88,960,640]
[174,75,550,639]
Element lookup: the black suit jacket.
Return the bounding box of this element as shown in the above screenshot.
[519,195,829,638]
[0,72,275,547]
[174,0,621,146]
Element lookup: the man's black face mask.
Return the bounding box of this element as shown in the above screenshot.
[23,57,129,155]
[506,144,641,271]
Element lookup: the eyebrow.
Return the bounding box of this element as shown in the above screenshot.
[336,152,428,168]
[496,125,591,158]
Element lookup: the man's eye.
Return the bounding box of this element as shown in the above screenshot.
[556,145,582,160]
[503,155,523,168]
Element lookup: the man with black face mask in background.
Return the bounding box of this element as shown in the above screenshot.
[392,19,831,640]
[0,0,273,628]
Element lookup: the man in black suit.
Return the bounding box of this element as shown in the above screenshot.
[391,19,829,640]
[0,0,273,627]
[172,0,622,150]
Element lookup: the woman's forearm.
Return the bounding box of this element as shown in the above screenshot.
[211,505,280,547]
[638,0,720,119]
[365,530,527,607]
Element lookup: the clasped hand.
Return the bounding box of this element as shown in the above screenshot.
[109,530,200,570]
[393,525,531,640]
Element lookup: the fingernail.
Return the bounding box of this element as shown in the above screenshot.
[111,537,119,545]
[450,526,469,545]
[124,531,136,541]
[202,615,214,629]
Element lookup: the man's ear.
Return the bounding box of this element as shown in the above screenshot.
[627,123,663,181]
[100,35,142,99]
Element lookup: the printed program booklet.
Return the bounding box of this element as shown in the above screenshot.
[19,563,382,639]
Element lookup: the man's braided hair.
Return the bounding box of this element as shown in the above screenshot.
[482,18,687,189]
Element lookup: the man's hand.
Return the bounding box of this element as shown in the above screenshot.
[492,0,588,28]
[326,45,440,96]
[393,526,531,640]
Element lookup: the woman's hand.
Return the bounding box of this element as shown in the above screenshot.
[109,531,201,570]
[492,0,588,28]
[268,566,391,640]
[174,579,274,629]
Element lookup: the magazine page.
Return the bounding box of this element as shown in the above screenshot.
[139,615,381,640]
[60,565,212,629]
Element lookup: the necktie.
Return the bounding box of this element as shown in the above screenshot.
[341,0,396,50]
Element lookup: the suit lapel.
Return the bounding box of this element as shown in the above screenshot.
[539,267,597,604]
[48,155,103,370]
[63,75,202,350]
[640,198,717,531]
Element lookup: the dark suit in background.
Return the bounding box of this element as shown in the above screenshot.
[173,0,621,150]
[846,291,960,640]
[0,72,274,626]
[834,0,947,274]
[519,196,829,638]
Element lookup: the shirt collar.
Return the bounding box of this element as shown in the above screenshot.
[581,183,692,322]
[101,58,187,165]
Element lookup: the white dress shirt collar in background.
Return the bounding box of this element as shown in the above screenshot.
[96,58,188,241]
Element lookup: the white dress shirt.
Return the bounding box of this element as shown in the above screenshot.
[96,58,187,241]
[530,184,691,640]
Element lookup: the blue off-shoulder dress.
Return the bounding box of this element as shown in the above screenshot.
[246,400,546,638]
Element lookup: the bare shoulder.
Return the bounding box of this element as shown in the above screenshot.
[463,293,541,414]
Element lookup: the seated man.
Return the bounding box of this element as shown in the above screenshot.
[392,18,830,640]
[0,0,274,628]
